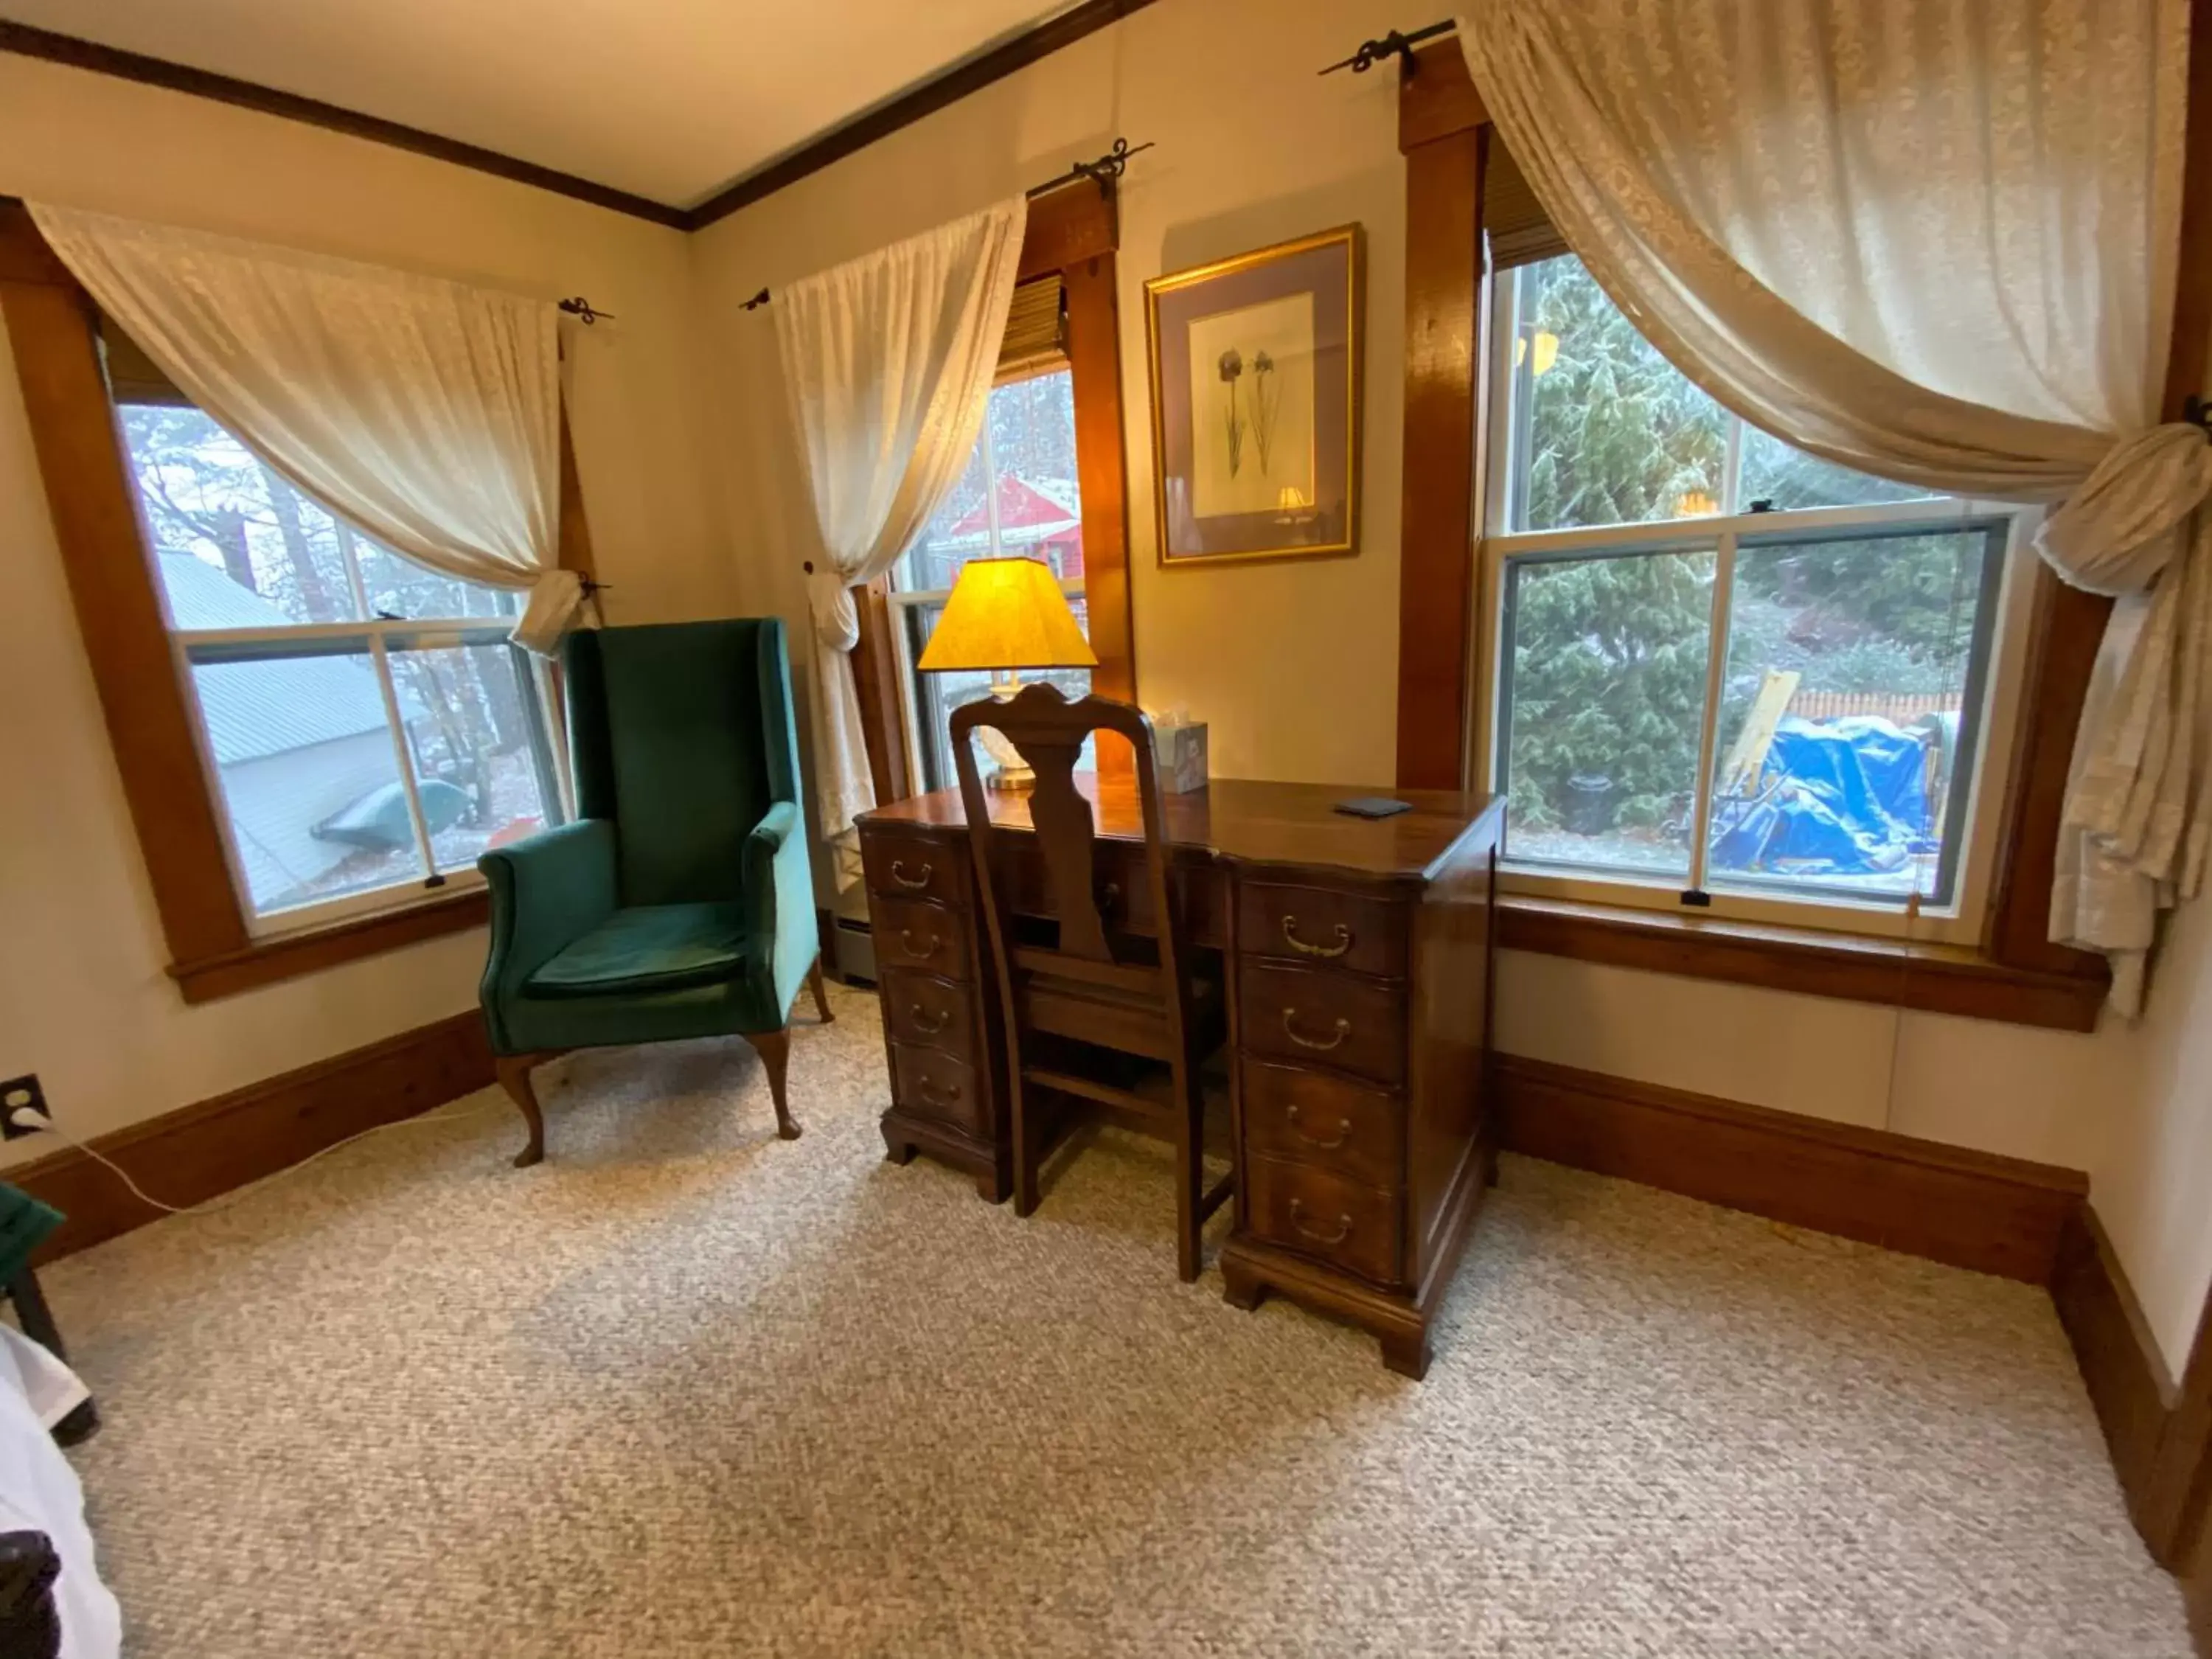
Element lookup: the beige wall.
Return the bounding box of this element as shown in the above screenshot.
[685,0,2202,1366]
[0,1,2200,1376]
[0,54,721,1161]
[685,0,2128,1160]
[2087,900,2212,1374]
[689,0,1412,787]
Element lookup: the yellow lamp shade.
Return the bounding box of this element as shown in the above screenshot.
[917,557,1097,672]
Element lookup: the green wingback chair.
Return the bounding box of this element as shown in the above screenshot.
[478,619,831,1167]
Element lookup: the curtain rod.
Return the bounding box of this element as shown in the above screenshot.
[1318,19,1456,76]
[740,138,1153,313]
[556,296,614,324]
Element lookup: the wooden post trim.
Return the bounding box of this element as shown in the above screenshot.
[1392,41,1489,793]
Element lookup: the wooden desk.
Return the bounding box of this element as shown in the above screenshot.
[855,778,1505,1377]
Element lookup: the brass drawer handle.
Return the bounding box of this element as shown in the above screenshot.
[891,859,933,890]
[1281,1009,1352,1052]
[900,928,942,960]
[1286,1102,1351,1150]
[1288,1198,1352,1246]
[909,1004,950,1036]
[1282,916,1353,959]
[916,1074,962,1109]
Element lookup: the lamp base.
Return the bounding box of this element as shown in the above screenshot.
[977,703,1035,792]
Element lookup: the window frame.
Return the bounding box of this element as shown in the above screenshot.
[848,178,1136,801]
[1472,259,2039,946]
[0,198,597,1004]
[170,616,568,939]
[1388,45,2115,1029]
[886,361,1091,793]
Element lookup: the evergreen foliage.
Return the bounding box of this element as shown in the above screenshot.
[1503,260,1990,842]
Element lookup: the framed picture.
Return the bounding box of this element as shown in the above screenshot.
[1144,224,1363,567]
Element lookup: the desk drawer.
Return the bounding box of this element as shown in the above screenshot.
[889,1041,985,1136]
[1247,1154,1402,1287]
[1239,961,1406,1088]
[1239,880,1408,980]
[1242,1060,1401,1190]
[862,830,967,910]
[870,897,972,978]
[882,968,980,1057]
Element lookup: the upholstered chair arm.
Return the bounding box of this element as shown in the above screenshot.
[741,801,815,1022]
[478,819,620,1050]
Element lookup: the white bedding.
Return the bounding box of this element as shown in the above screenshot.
[0,1325,119,1659]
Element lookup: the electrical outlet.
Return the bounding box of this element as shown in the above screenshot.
[0,1075,48,1139]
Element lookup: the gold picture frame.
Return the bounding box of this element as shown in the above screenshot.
[1144,224,1364,567]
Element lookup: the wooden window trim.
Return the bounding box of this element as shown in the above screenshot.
[1385,41,2171,1027]
[851,178,1135,796]
[1498,895,2104,1032]
[0,198,594,1004]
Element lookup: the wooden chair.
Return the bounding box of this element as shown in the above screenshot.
[950,685,1232,1280]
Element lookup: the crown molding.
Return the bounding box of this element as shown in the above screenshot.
[0,4,1165,235]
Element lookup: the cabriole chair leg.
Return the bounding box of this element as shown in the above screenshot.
[744,1026,801,1141]
[495,1052,549,1169]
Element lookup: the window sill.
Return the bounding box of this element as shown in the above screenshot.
[1495,895,2109,1032]
[169,888,490,1006]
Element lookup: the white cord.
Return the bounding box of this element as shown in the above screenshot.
[18,1104,493,1218]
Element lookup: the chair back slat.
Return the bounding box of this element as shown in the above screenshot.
[950,685,1186,1021]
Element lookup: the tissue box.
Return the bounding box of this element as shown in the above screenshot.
[1153,719,1208,794]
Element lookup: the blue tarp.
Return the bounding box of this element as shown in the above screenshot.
[1709,716,1935,879]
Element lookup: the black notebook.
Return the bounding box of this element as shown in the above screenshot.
[1333,797,1412,820]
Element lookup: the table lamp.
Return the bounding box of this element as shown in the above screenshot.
[917,555,1099,790]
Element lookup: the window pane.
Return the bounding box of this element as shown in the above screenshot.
[909,595,1092,793]
[119,405,364,627]
[984,369,1084,579]
[897,369,1084,592]
[185,640,420,915]
[1738,424,1936,513]
[1707,525,2005,904]
[1508,257,1728,532]
[1500,548,1717,878]
[899,423,993,593]
[352,538,523,623]
[385,633,565,873]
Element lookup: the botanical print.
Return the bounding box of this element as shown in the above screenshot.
[1186,293,1315,518]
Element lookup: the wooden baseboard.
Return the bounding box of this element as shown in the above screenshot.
[1492,1054,2087,1284]
[7,1011,493,1262]
[2051,1204,2179,1543]
[2185,1522,2212,1657]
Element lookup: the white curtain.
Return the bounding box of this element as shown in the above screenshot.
[773,197,1027,870]
[1458,0,2196,1013]
[29,204,583,655]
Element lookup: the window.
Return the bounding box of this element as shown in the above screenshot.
[116,403,566,933]
[890,364,1091,790]
[1482,256,2026,937]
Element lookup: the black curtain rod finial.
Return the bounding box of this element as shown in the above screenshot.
[1027,136,1154,199]
[556,296,614,324]
[746,139,1154,313]
[1318,18,1456,77]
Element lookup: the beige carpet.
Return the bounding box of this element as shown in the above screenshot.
[35,982,2188,1657]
